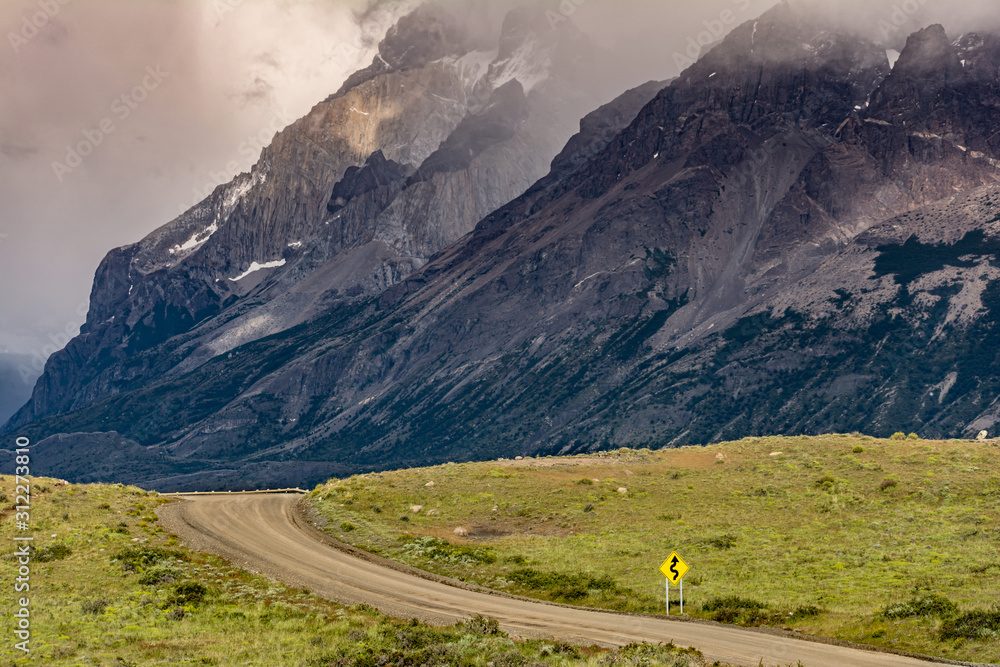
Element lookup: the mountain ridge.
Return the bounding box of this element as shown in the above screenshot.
[8,5,1000,492]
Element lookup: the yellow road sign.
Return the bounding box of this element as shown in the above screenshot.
[659,551,689,585]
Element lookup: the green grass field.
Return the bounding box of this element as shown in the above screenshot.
[307,435,1000,663]
[0,476,711,667]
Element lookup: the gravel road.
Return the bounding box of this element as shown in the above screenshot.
[157,493,967,667]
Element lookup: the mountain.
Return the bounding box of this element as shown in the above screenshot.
[8,2,1000,491]
[5,3,615,430]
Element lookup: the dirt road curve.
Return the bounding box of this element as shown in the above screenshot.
[158,494,956,667]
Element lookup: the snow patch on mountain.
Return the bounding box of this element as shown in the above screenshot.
[488,35,552,94]
[229,259,286,282]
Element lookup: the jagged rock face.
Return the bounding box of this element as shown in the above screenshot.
[11,6,1000,492]
[7,5,610,429]
[328,151,413,215]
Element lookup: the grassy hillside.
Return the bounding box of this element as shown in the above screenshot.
[0,476,711,666]
[306,435,1000,663]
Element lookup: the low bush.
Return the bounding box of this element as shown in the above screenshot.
[814,475,837,490]
[603,641,699,666]
[879,478,898,491]
[169,582,208,606]
[940,607,1000,640]
[701,596,768,625]
[138,566,181,586]
[508,567,619,601]
[461,615,505,637]
[398,535,495,565]
[881,594,957,619]
[35,543,72,562]
[702,534,737,550]
[82,597,109,615]
[113,546,185,572]
[790,605,822,620]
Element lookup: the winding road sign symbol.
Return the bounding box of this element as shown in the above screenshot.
[659,551,689,585]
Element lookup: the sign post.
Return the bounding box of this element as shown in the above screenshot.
[658,551,690,616]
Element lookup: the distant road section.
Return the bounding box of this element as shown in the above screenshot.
[158,494,958,667]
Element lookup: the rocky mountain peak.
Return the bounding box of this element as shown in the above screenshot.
[893,25,965,82]
[378,3,479,70]
[333,4,487,97]
[954,32,1000,85]
[671,4,889,123]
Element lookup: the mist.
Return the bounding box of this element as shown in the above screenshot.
[0,0,993,418]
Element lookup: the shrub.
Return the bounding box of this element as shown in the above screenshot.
[603,642,697,666]
[907,433,919,440]
[879,478,898,491]
[940,607,1000,640]
[890,432,906,440]
[508,567,619,601]
[701,596,768,625]
[702,534,737,550]
[35,544,71,562]
[814,475,837,489]
[583,503,595,513]
[340,522,356,532]
[113,546,184,572]
[490,652,528,667]
[398,536,495,565]
[791,605,821,620]
[881,594,958,619]
[170,582,208,606]
[82,597,109,615]
[576,478,594,485]
[138,566,181,586]
[166,608,186,621]
[853,446,865,453]
[461,615,505,637]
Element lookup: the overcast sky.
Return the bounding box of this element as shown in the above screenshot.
[1,0,993,367]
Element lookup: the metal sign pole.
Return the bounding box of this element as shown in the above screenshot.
[665,578,669,615]
[680,579,684,614]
